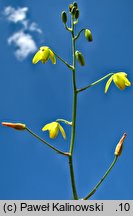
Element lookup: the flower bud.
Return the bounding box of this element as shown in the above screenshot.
[85,29,93,42]
[61,11,67,24]
[73,2,78,9]
[75,51,85,66]
[114,133,127,156]
[71,6,77,15]
[69,4,73,12]
[2,122,26,130]
[75,9,80,19]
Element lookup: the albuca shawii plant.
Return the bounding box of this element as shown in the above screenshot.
[2,2,131,200]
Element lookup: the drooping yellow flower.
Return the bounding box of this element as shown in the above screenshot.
[105,72,131,93]
[42,122,66,139]
[2,122,26,130]
[32,46,56,64]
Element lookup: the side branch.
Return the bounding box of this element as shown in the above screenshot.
[64,24,72,32]
[56,119,72,126]
[74,28,86,40]
[77,73,114,93]
[53,51,74,70]
[83,156,118,200]
[26,127,69,157]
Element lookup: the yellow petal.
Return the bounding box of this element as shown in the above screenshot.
[40,46,49,51]
[42,122,59,139]
[49,126,59,139]
[42,123,51,131]
[49,50,56,64]
[32,50,42,64]
[41,48,50,64]
[42,122,57,131]
[58,124,66,139]
[104,76,113,93]
[113,74,126,90]
[123,77,131,87]
[116,72,127,77]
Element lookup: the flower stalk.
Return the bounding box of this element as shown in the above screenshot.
[82,132,127,200]
[25,127,69,156]
[77,73,114,93]
[83,156,118,200]
[56,119,72,126]
[53,51,74,70]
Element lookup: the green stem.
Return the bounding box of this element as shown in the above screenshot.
[26,127,69,157]
[77,73,114,93]
[83,156,118,200]
[68,16,78,200]
[64,24,72,32]
[69,91,77,154]
[56,119,72,126]
[53,51,73,70]
[70,17,77,154]
[74,28,86,40]
[69,156,78,200]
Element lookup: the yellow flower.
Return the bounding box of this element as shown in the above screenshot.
[2,122,26,130]
[105,72,131,93]
[42,122,66,139]
[32,46,56,64]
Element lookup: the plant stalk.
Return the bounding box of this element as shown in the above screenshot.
[53,51,73,70]
[74,28,86,40]
[77,73,114,93]
[83,156,118,200]
[56,119,72,126]
[26,127,69,156]
[68,16,78,200]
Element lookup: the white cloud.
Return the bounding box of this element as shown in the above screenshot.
[3,6,43,61]
[8,31,37,60]
[3,6,42,34]
[29,22,42,34]
[3,6,28,23]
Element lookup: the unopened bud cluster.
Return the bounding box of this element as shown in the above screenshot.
[69,2,80,19]
[61,2,79,26]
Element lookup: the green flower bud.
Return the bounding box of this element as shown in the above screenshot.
[85,29,93,42]
[69,4,73,12]
[75,9,80,19]
[73,2,78,9]
[71,6,77,15]
[61,11,67,24]
[75,51,85,66]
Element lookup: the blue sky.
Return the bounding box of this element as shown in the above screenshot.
[0,0,133,200]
